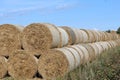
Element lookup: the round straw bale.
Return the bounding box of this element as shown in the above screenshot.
[103,32,107,41]
[102,42,109,51]
[108,41,114,48]
[89,30,98,42]
[68,45,84,64]
[88,44,99,57]
[22,23,60,51]
[115,39,120,46]
[57,48,75,71]
[77,30,83,43]
[38,49,69,80]
[94,30,101,41]
[71,28,80,44]
[101,32,106,41]
[76,45,89,64]
[64,47,81,68]
[57,27,69,47]
[0,56,7,79]
[0,24,23,56]
[111,41,117,47]
[98,31,103,41]
[80,30,89,43]
[81,29,94,42]
[81,44,95,61]
[104,32,110,41]
[94,43,103,55]
[105,42,112,49]
[112,33,118,40]
[96,42,106,50]
[8,50,37,79]
[61,26,76,45]
[106,33,111,40]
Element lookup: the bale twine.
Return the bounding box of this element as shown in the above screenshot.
[104,32,110,41]
[22,23,60,51]
[107,33,112,40]
[81,29,94,42]
[8,50,37,79]
[61,26,76,45]
[0,56,7,79]
[38,49,69,80]
[76,45,90,64]
[80,30,89,43]
[81,44,95,61]
[0,24,23,56]
[57,27,69,47]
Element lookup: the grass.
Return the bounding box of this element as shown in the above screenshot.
[2,47,120,80]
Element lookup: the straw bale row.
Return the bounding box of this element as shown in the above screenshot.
[0,23,120,56]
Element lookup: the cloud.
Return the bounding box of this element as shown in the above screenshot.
[0,0,78,18]
[93,28,99,31]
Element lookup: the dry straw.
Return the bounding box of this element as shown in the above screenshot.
[38,50,69,80]
[61,26,76,45]
[8,50,37,79]
[0,56,7,79]
[22,23,61,51]
[0,24,23,56]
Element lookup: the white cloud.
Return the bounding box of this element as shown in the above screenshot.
[0,0,78,18]
[93,28,99,31]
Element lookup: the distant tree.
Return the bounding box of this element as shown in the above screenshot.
[106,30,111,33]
[117,27,120,34]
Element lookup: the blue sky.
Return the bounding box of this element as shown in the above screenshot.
[0,0,120,31]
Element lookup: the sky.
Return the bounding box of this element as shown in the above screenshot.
[0,0,120,31]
